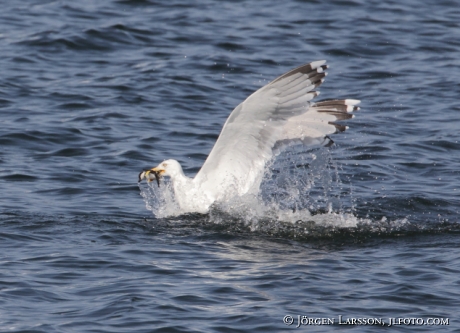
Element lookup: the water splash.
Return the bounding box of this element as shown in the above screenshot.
[259,146,351,214]
[140,179,181,218]
[140,146,356,224]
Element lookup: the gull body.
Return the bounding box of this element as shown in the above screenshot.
[139,60,360,214]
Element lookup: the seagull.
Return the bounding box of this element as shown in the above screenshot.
[139,60,360,214]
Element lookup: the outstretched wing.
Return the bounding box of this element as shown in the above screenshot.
[194,60,359,200]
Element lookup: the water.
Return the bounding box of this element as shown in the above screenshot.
[1,0,460,332]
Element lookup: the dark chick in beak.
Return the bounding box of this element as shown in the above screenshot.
[138,169,161,187]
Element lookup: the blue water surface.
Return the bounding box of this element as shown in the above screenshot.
[1,0,459,332]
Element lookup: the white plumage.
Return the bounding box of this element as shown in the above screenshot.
[139,60,360,213]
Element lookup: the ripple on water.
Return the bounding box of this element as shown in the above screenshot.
[1,0,460,332]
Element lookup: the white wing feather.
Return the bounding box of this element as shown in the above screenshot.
[193,60,359,200]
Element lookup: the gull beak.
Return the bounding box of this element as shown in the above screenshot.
[138,168,163,187]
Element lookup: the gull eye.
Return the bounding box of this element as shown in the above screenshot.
[163,163,167,167]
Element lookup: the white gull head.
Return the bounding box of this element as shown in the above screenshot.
[152,159,184,179]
